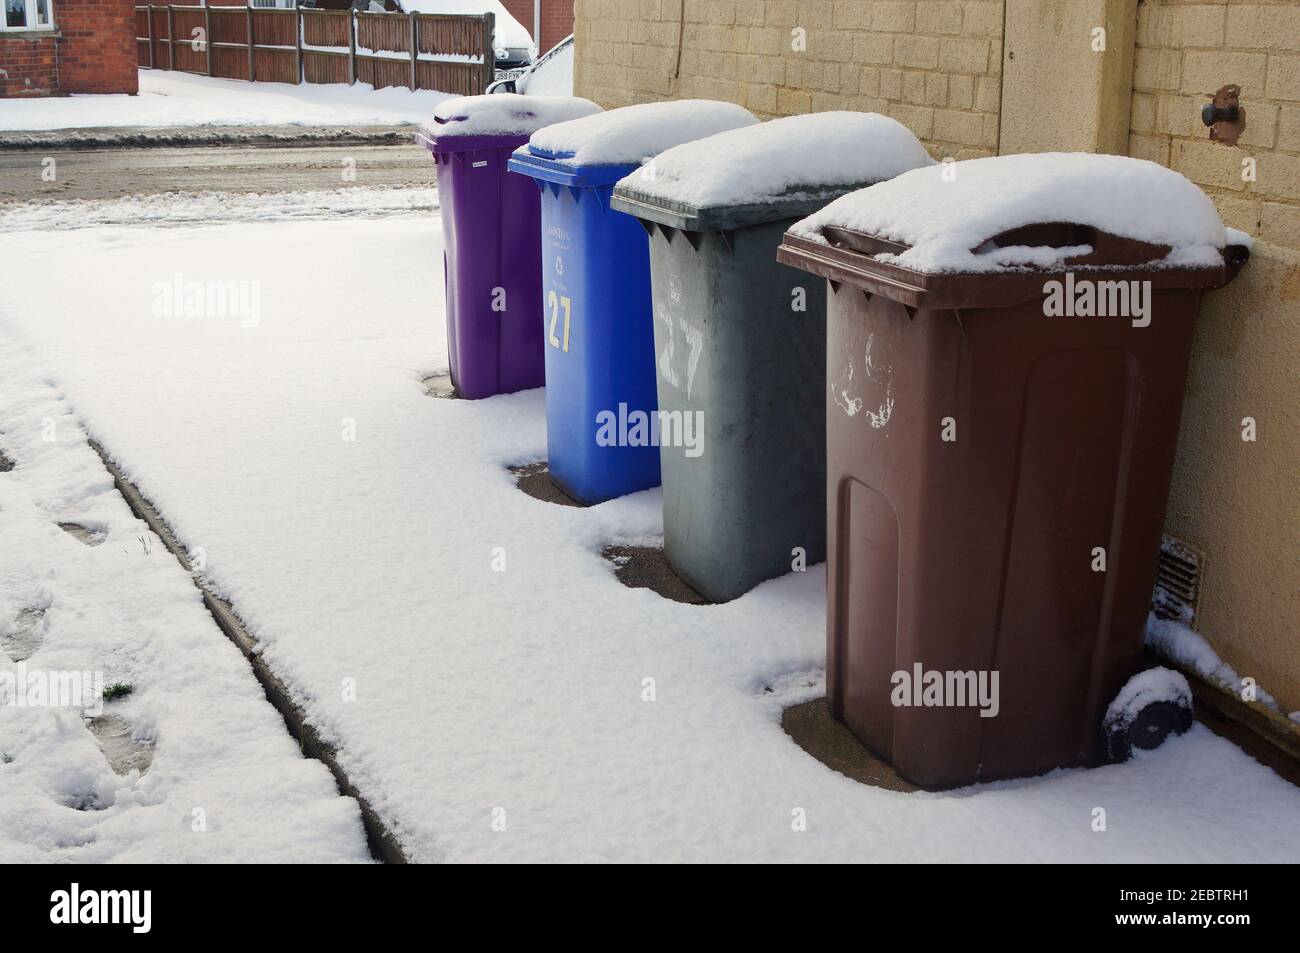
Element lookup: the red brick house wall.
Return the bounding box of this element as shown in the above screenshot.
[0,0,138,97]
[500,0,572,55]
[0,34,59,96]
[58,0,138,93]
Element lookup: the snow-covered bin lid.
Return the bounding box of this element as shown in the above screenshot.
[789,152,1234,274]
[417,94,601,152]
[526,100,758,168]
[610,111,933,231]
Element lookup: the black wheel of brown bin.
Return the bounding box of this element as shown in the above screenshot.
[1105,696,1194,763]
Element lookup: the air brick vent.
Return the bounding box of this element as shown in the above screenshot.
[1151,534,1204,626]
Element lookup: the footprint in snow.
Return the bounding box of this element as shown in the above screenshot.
[57,522,106,547]
[87,713,154,778]
[2,607,47,662]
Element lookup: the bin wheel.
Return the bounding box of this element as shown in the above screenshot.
[1103,667,1194,763]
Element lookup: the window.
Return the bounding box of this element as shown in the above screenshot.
[249,0,296,8]
[3,0,52,30]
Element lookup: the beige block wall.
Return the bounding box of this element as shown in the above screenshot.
[573,0,1006,159]
[1128,0,1300,714]
[1000,0,1138,154]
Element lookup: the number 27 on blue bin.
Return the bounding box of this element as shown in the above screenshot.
[547,291,572,352]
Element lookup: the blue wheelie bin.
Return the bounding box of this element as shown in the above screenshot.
[507,100,757,504]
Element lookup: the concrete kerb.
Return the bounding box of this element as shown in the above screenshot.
[89,438,408,865]
[0,125,418,152]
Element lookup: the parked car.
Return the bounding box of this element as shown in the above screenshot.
[486,33,573,95]
[493,42,532,78]
[397,1,533,79]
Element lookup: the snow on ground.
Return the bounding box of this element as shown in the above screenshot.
[0,187,437,232]
[0,335,371,863]
[2,190,1300,862]
[0,71,452,133]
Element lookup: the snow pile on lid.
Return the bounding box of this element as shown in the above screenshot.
[615,112,933,207]
[791,152,1229,273]
[527,100,758,167]
[427,94,601,138]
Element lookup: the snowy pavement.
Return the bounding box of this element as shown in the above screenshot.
[0,71,451,133]
[3,188,1300,862]
[0,187,436,229]
[0,335,371,863]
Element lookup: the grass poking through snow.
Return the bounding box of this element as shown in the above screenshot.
[102,682,134,702]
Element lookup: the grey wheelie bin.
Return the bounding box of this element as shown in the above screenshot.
[610,112,932,603]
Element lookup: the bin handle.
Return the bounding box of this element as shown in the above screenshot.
[982,223,1171,268]
[821,222,1247,271]
[821,223,1168,263]
[820,226,910,256]
[434,108,538,126]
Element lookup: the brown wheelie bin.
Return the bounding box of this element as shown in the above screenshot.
[778,202,1248,789]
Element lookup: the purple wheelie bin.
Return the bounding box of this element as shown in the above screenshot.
[418,94,602,399]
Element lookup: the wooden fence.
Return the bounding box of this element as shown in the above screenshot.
[135,6,495,97]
